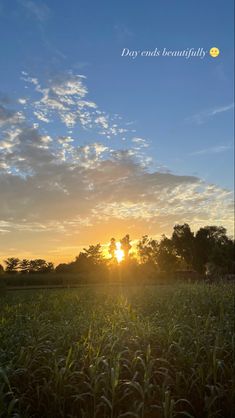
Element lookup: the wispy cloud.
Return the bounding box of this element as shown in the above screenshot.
[114,24,134,42]
[190,145,233,156]
[186,103,234,124]
[209,103,234,116]
[18,0,50,23]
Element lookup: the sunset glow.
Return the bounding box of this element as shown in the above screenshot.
[0,1,233,266]
[115,242,124,263]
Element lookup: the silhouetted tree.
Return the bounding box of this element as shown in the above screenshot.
[137,235,159,265]
[55,263,72,273]
[29,259,54,273]
[172,224,195,268]
[80,244,104,265]
[20,259,30,274]
[120,235,132,260]
[72,244,104,271]
[4,258,20,273]
[0,264,4,274]
[156,236,178,273]
[109,238,117,261]
[194,226,230,274]
[72,244,107,281]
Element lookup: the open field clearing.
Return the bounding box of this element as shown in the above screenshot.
[0,283,234,418]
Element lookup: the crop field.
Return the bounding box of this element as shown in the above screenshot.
[0,283,234,418]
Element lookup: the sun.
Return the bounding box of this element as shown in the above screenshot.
[115,242,124,263]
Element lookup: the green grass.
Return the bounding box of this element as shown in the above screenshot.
[0,283,234,418]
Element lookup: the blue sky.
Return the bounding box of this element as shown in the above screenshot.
[0,0,234,186]
[0,0,234,262]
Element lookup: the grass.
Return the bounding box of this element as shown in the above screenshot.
[0,283,234,418]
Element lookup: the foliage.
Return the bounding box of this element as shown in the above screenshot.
[137,225,234,275]
[79,244,104,265]
[4,258,54,274]
[0,283,234,417]
[4,258,20,273]
[109,238,117,261]
[157,236,179,273]
[2,224,235,281]
[172,224,195,267]
[137,235,179,273]
[120,234,132,260]
[193,226,234,274]
[137,235,159,265]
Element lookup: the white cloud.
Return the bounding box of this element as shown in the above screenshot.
[0,72,234,255]
[22,71,132,136]
[18,98,27,105]
[33,111,49,123]
[187,103,234,124]
[209,103,234,116]
[132,137,149,148]
[190,145,233,156]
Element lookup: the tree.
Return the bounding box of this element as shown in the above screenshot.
[72,244,107,281]
[120,235,132,260]
[172,224,195,267]
[137,235,159,265]
[80,244,104,265]
[55,263,72,273]
[19,259,30,273]
[156,236,178,273]
[73,244,104,272]
[4,258,20,273]
[109,238,117,261]
[28,259,54,273]
[0,264,4,274]
[194,226,231,274]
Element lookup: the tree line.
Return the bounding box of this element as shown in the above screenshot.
[0,224,234,280]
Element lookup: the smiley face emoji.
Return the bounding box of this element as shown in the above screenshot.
[210,47,220,58]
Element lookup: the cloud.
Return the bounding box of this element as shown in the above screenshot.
[21,71,129,136]
[209,103,234,116]
[0,105,24,127]
[0,123,233,236]
[132,137,149,148]
[114,24,134,42]
[187,103,234,124]
[190,145,233,156]
[18,0,50,23]
[0,73,234,261]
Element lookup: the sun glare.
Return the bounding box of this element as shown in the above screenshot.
[115,242,124,263]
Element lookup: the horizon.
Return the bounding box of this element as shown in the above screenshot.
[1,222,233,267]
[0,0,234,264]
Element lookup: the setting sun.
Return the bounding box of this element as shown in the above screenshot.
[115,242,124,262]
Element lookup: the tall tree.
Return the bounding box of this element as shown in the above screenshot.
[156,236,178,273]
[120,235,132,260]
[194,226,230,273]
[172,224,195,267]
[109,238,117,260]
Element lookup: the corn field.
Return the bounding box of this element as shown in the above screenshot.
[0,283,234,418]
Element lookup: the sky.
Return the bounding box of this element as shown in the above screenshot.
[0,0,234,264]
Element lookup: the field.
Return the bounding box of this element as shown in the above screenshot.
[0,283,234,418]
